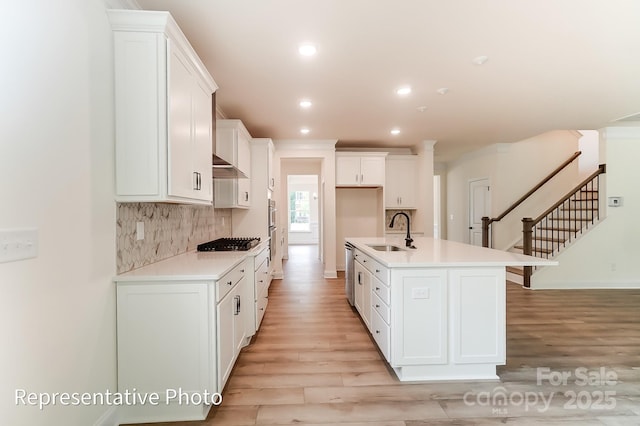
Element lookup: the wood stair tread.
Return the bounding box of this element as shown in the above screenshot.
[506,266,524,275]
[537,226,579,232]
[514,245,554,254]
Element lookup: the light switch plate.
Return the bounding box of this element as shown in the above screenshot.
[136,222,145,240]
[608,196,622,207]
[0,228,38,264]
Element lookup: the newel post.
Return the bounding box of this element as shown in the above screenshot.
[481,217,491,248]
[522,217,534,288]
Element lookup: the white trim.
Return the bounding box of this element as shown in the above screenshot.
[531,280,640,290]
[324,269,338,279]
[273,139,337,151]
[105,0,140,9]
[600,126,640,140]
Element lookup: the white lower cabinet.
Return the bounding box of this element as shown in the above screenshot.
[450,268,506,364]
[353,262,507,382]
[216,275,245,391]
[370,308,391,361]
[247,245,271,332]
[391,269,448,365]
[115,260,249,424]
[353,257,371,330]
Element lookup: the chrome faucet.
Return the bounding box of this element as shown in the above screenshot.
[389,212,415,248]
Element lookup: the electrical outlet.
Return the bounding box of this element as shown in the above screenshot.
[411,287,430,299]
[0,228,38,263]
[136,222,145,241]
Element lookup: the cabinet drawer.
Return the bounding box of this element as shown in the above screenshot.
[370,261,389,286]
[254,247,268,271]
[255,288,268,329]
[216,261,246,302]
[372,292,390,325]
[371,309,390,362]
[255,259,269,297]
[353,249,369,266]
[372,277,390,305]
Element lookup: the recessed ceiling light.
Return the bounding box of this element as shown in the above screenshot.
[417,106,428,112]
[395,86,412,96]
[298,43,317,56]
[390,128,401,135]
[300,127,310,134]
[473,55,489,65]
[436,87,449,95]
[299,99,312,108]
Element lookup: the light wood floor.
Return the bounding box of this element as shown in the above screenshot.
[133,245,640,425]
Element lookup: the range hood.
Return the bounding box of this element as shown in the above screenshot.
[211,94,247,179]
[212,155,248,179]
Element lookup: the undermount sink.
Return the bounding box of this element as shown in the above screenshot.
[368,244,405,252]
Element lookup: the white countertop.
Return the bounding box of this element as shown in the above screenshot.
[347,237,557,268]
[115,240,269,283]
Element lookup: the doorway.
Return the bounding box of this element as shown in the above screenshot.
[287,175,320,248]
[468,178,491,246]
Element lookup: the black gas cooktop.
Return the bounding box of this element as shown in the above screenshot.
[197,237,260,252]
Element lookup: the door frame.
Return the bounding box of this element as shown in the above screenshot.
[468,177,491,246]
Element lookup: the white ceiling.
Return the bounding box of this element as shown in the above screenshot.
[136,0,640,161]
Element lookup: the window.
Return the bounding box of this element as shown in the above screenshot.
[289,190,310,232]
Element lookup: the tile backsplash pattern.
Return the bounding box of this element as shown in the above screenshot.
[385,210,415,232]
[116,203,231,274]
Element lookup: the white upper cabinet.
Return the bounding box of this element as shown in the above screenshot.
[108,10,217,205]
[336,153,386,187]
[216,119,251,178]
[267,142,275,191]
[214,120,252,208]
[385,155,418,209]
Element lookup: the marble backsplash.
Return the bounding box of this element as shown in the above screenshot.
[384,209,415,232]
[116,203,232,274]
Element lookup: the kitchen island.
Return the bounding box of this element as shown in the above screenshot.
[346,236,555,382]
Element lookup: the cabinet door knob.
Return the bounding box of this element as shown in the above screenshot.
[375,269,380,273]
[375,304,380,308]
[227,281,233,286]
[375,330,380,334]
[375,287,380,291]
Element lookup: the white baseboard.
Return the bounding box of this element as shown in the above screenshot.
[506,271,523,285]
[94,407,119,426]
[531,280,640,290]
[324,270,338,279]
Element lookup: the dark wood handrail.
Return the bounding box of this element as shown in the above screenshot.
[481,150,582,247]
[521,163,606,287]
[531,163,606,223]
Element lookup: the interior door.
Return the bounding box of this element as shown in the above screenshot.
[468,178,491,246]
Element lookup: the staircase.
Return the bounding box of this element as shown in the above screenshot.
[505,164,605,287]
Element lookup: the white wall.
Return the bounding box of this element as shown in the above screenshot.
[1,1,117,424]
[414,141,436,236]
[336,188,384,270]
[446,131,581,249]
[532,126,640,289]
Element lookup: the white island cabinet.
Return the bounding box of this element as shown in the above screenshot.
[114,246,266,424]
[346,237,555,381]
